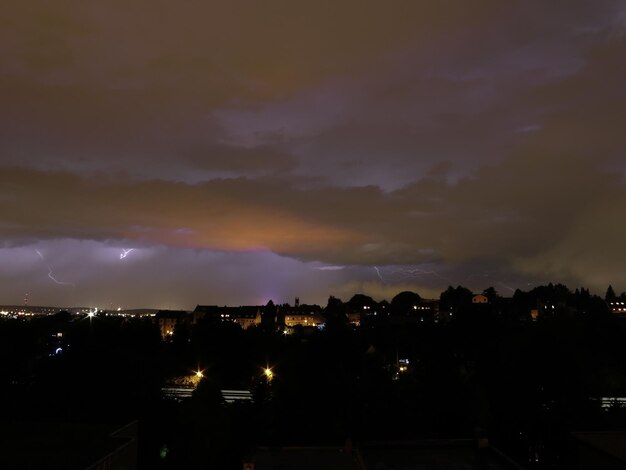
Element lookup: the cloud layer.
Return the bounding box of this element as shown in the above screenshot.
[1,1,625,306]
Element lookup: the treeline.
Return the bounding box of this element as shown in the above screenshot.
[293,282,618,324]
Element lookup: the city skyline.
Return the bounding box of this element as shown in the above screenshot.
[1,1,626,308]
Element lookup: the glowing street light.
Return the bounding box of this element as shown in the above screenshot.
[191,368,205,386]
[264,367,274,381]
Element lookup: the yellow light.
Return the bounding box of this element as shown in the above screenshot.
[264,367,273,380]
[196,370,204,378]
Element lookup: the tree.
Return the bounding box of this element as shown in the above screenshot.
[324,296,347,329]
[172,317,191,346]
[262,300,277,329]
[440,286,473,312]
[347,294,376,311]
[482,287,499,303]
[326,295,343,310]
[605,285,617,301]
[391,291,422,315]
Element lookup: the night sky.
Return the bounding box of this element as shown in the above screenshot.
[1,1,625,309]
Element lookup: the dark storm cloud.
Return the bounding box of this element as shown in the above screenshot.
[1,0,626,306]
[0,0,503,181]
[180,144,296,174]
[2,0,624,185]
[2,156,625,294]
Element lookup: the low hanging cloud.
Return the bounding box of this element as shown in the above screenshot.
[1,149,625,294]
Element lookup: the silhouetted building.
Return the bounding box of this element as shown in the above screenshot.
[193,305,262,329]
[389,299,438,324]
[608,300,626,315]
[250,440,523,470]
[346,311,362,326]
[251,446,356,469]
[572,432,626,470]
[155,309,189,339]
[358,440,524,470]
[0,421,137,470]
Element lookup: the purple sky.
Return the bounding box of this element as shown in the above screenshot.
[1,1,626,309]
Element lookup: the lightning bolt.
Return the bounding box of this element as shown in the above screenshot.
[397,267,452,283]
[314,265,345,271]
[498,282,516,293]
[461,274,516,293]
[35,249,75,287]
[374,265,453,284]
[373,265,519,293]
[120,248,135,259]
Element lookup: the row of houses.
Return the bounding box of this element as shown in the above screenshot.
[155,299,441,339]
[155,293,624,340]
[156,302,330,339]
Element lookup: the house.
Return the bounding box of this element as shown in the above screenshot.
[472,294,489,304]
[192,305,262,330]
[155,310,189,339]
[608,300,626,315]
[279,303,324,328]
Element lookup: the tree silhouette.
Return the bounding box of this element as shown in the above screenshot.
[262,300,277,329]
[605,285,617,301]
[440,286,473,311]
[482,286,499,303]
[347,294,376,311]
[324,296,347,329]
[391,291,422,315]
